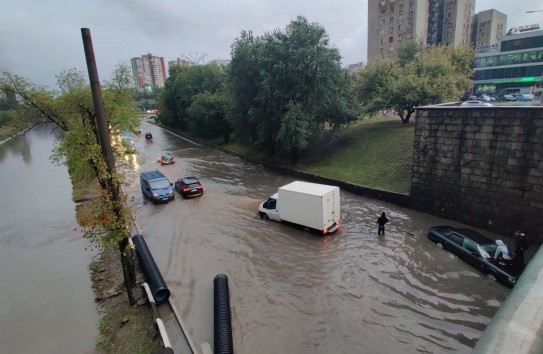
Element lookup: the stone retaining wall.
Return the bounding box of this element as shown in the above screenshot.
[410,106,543,242]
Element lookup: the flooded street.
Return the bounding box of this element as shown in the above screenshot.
[0,126,98,354]
[126,121,512,354]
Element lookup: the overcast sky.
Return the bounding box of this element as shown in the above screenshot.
[1,0,541,88]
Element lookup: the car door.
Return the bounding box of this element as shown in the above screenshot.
[459,238,482,267]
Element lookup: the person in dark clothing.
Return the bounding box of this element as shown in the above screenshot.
[377,212,389,236]
[514,231,529,270]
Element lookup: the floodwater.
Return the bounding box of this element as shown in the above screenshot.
[0,126,98,354]
[125,121,514,354]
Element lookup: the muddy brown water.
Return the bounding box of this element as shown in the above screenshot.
[0,126,98,354]
[125,122,516,354]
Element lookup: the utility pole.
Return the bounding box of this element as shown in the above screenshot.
[81,28,116,179]
[81,28,135,305]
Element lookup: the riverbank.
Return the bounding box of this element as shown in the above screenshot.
[73,176,164,353]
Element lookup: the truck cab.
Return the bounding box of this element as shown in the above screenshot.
[259,193,281,221]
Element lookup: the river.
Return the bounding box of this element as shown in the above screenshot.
[0,125,98,354]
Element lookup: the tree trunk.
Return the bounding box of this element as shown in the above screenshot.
[290,146,299,163]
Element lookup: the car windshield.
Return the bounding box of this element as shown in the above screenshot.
[150,180,170,189]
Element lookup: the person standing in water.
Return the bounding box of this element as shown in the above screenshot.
[377,212,389,236]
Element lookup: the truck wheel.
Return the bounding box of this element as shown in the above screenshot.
[260,213,269,220]
[303,227,311,233]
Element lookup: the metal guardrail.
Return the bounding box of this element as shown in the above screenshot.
[472,245,543,354]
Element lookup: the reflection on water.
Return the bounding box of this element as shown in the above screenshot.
[124,122,510,354]
[0,125,98,354]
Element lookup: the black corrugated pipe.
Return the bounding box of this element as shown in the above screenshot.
[214,274,234,354]
[132,234,170,304]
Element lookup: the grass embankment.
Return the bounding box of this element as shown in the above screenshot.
[215,116,415,194]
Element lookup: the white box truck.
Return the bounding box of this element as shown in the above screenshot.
[258,181,341,234]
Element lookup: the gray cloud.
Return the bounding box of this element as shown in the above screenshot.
[0,0,536,88]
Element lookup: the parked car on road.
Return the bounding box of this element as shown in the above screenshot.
[175,177,204,198]
[516,93,534,102]
[158,153,175,165]
[427,225,521,287]
[460,100,493,107]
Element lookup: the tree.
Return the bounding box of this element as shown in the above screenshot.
[354,44,474,124]
[1,67,139,242]
[186,91,231,142]
[228,16,357,161]
[159,64,227,130]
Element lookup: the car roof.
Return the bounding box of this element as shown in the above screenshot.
[178,176,200,183]
[434,225,495,244]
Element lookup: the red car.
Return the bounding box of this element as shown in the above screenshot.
[157,153,175,165]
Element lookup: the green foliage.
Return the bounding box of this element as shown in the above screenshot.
[227,16,358,160]
[1,66,139,244]
[160,64,227,130]
[354,44,475,124]
[186,91,231,142]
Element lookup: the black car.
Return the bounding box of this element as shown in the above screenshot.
[427,226,521,287]
[158,153,175,165]
[175,177,204,198]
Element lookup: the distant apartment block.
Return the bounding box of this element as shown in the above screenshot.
[130,53,167,88]
[472,9,507,53]
[368,0,475,63]
[168,58,194,70]
[209,59,230,66]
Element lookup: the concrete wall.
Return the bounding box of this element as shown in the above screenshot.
[410,106,543,242]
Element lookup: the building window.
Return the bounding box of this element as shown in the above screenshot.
[408,11,414,18]
[389,26,394,33]
[409,1,414,8]
[398,24,403,31]
[389,36,394,43]
[381,19,385,26]
[390,4,394,13]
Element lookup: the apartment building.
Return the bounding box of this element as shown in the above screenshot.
[367,0,475,63]
[168,58,193,70]
[441,0,475,46]
[130,53,167,88]
[472,9,507,52]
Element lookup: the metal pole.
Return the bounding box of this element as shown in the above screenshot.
[80,28,116,175]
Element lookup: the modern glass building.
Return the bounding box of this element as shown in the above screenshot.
[472,27,543,95]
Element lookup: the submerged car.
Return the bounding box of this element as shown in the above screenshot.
[175,177,204,198]
[145,132,153,140]
[158,153,175,165]
[427,225,521,288]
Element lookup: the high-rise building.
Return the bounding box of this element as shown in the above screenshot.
[367,0,475,63]
[130,53,167,88]
[441,0,475,46]
[472,9,507,53]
